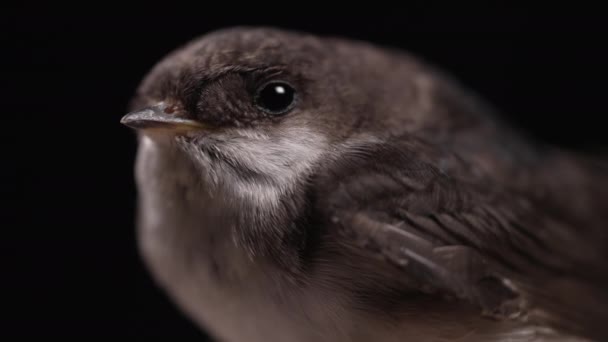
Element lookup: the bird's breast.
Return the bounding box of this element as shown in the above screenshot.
[132,136,330,341]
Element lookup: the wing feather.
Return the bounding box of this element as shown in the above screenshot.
[323,138,608,341]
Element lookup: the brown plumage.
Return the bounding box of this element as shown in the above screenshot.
[122,27,608,341]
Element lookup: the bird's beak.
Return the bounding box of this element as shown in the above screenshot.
[120,102,208,132]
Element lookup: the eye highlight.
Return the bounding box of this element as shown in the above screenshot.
[254,81,296,115]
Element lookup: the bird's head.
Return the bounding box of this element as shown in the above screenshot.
[121,27,453,198]
[121,27,487,261]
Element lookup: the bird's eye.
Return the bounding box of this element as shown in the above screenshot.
[254,82,296,115]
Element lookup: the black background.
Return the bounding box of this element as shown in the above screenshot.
[5,4,606,339]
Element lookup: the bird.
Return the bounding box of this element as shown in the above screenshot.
[121,27,608,342]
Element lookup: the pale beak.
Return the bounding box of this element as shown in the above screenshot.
[120,102,208,132]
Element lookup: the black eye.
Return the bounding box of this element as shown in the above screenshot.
[255,82,296,115]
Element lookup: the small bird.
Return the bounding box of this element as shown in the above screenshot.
[121,27,608,342]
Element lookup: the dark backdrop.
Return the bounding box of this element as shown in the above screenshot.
[5,4,606,339]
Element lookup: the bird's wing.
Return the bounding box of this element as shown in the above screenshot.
[324,138,608,341]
